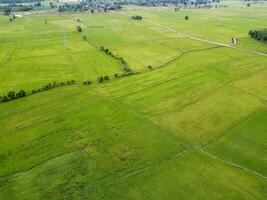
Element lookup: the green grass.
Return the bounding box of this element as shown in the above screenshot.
[1,1,267,199]
[207,108,267,176]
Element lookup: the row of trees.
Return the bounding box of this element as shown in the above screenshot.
[0,67,153,103]
[249,29,267,42]
[0,90,26,103]
[99,46,130,72]
[0,69,151,102]
[32,80,76,94]
[0,80,76,104]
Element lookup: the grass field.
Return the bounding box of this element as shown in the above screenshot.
[0,1,267,199]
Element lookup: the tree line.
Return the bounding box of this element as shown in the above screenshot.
[0,90,26,103]
[0,80,75,104]
[99,46,131,72]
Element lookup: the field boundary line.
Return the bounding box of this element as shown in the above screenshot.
[143,19,267,57]
[0,41,18,68]
[195,146,267,181]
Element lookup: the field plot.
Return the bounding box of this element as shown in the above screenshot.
[0,1,267,199]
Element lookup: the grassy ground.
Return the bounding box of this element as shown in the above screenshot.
[0,1,267,199]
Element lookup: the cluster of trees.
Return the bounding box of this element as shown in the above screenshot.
[249,29,267,42]
[99,46,130,71]
[131,15,143,20]
[0,90,26,103]
[0,0,42,3]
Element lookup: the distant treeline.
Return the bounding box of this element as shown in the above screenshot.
[249,29,267,42]
[58,2,122,13]
[0,0,43,3]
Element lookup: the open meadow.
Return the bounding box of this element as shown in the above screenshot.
[0,1,267,199]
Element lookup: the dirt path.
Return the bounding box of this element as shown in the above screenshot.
[194,146,267,181]
[144,19,267,57]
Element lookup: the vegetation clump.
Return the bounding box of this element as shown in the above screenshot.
[97,76,104,83]
[0,89,26,103]
[249,29,267,42]
[77,25,82,32]
[83,80,91,85]
[131,15,142,20]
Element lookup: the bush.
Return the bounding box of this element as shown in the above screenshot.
[83,80,91,85]
[16,90,26,98]
[104,75,109,80]
[185,16,189,20]
[114,73,120,78]
[60,82,66,86]
[77,25,82,32]
[148,65,153,70]
[97,76,104,83]
[132,15,142,20]
[7,91,15,100]
[1,95,9,102]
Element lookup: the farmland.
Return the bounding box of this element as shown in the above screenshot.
[0,1,267,199]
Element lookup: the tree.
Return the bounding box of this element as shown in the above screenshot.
[132,15,142,20]
[7,91,15,100]
[104,75,109,80]
[97,76,104,83]
[83,80,91,85]
[4,8,11,16]
[185,16,189,20]
[35,2,41,7]
[77,25,82,32]
[1,95,9,102]
[114,73,120,78]
[49,2,54,9]
[148,65,153,70]
[16,90,26,98]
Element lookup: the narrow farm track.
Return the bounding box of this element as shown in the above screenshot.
[195,146,267,181]
[143,19,267,57]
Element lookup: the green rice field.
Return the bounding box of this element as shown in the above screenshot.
[0,1,267,199]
